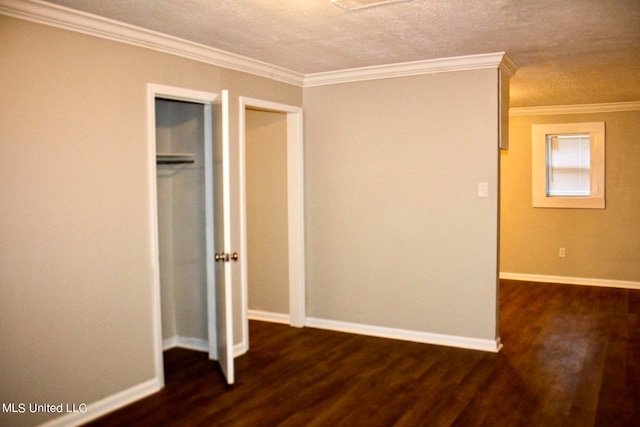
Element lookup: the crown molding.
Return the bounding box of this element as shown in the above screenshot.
[0,0,305,86]
[510,101,640,116]
[1,1,519,89]
[303,52,517,87]
[498,54,518,77]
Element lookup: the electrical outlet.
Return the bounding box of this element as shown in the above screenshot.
[559,248,566,258]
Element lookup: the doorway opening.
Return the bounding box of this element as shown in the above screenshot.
[238,97,305,354]
[245,109,289,321]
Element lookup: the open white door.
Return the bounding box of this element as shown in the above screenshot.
[208,89,234,384]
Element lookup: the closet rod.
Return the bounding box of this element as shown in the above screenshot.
[156,153,195,165]
[156,158,195,165]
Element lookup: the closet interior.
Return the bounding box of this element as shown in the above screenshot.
[155,98,209,349]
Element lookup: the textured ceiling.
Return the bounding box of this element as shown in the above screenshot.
[43,0,640,107]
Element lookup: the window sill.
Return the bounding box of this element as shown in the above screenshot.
[533,196,605,209]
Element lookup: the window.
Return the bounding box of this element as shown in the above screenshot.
[532,122,605,209]
[546,133,591,197]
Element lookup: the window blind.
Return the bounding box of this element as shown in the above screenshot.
[545,133,590,196]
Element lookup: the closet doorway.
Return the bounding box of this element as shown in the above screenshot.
[148,84,234,386]
[238,97,305,353]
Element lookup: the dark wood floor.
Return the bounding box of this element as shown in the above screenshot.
[84,280,639,426]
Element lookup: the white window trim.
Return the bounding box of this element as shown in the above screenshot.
[532,122,605,209]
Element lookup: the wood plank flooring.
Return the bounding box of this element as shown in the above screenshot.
[84,280,639,426]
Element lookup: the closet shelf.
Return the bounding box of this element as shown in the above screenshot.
[156,153,195,164]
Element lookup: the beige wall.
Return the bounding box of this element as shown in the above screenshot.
[501,111,640,282]
[246,109,290,315]
[0,16,301,426]
[303,69,502,340]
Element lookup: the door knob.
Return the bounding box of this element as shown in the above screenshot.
[215,252,238,262]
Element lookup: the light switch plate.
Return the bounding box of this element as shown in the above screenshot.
[478,182,489,198]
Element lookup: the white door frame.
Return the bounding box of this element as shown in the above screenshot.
[238,97,305,354]
[147,83,218,387]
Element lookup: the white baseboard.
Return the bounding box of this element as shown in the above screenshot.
[40,378,161,427]
[305,317,502,353]
[234,341,248,357]
[500,272,640,290]
[163,335,246,358]
[248,309,291,324]
[162,336,208,352]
